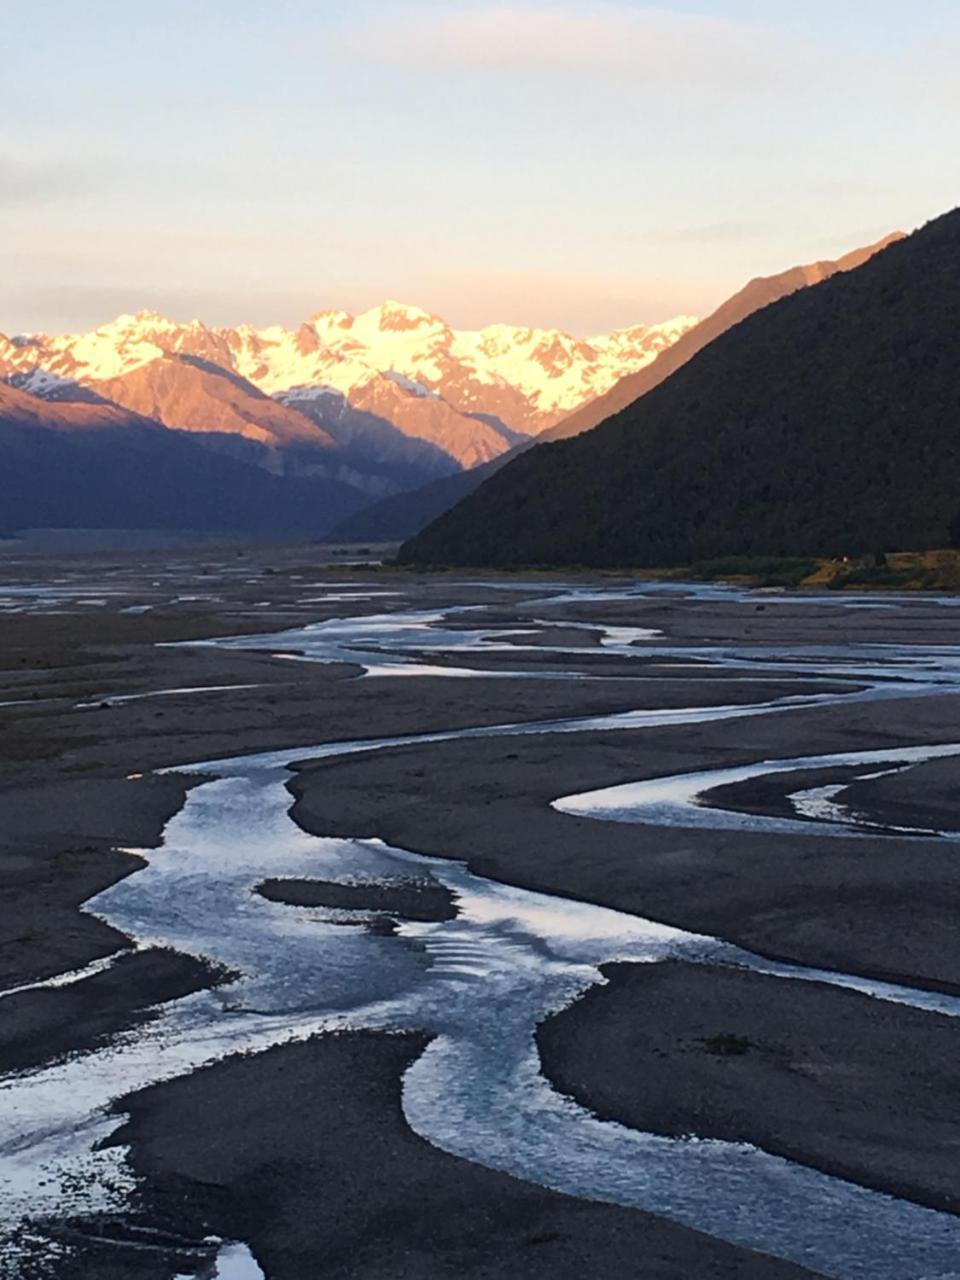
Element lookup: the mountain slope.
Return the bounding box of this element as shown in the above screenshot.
[399,211,960,567]
[94,355,335,451]
[541,234,904,443]
[278,387,462,488]
[345,374,523,466]
[0,381,145,431]
[0,383,364,537]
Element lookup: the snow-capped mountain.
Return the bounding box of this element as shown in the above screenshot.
[231,302,697,434]
[1,303,697,441]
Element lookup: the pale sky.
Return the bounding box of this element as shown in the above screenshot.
[2,0,958,335]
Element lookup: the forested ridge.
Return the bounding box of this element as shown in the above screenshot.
[400,209,960,567]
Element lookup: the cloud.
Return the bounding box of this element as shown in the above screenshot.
[0,152,93,205]
[345,4,810,88]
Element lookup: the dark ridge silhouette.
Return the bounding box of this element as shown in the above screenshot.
[399,210,959,567]
[540,234,903,444]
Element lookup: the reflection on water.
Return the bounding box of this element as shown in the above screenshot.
[556,742,960,839]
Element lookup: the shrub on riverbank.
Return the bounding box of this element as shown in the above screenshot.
[650,549,960,591]
[813,549,960,592]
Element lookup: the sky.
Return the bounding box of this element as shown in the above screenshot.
[2,0,958,335]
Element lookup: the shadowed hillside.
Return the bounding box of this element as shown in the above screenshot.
[0,383,363,537]
[325,459,503,542]
[400,210,960,567]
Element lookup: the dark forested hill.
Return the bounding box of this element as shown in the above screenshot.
[399,209,960,567]
[540,234,902,444]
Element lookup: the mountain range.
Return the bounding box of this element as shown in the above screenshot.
[1,306,694,452]
[400,210,959,567]
[0,304,695,536]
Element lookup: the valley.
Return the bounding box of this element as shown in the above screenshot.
[3,548,960,1277]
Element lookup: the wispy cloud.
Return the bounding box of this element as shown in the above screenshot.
[345,4,810,88]
[0,152,93,205]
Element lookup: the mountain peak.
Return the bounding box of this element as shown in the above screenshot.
[601,315,700,342]
[105,310,177,331]
[309,308,354,332]
[358,301,448,334]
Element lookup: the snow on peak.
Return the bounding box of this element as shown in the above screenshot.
[353,301,449,338]
[104,310,179,334]
[384,371,437,398]
[13,367,80,397]
[7,301,699,433]
[591,314,699,365]
[374,300,443,325]
[309,309,354,335]
[277,382,343,404]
